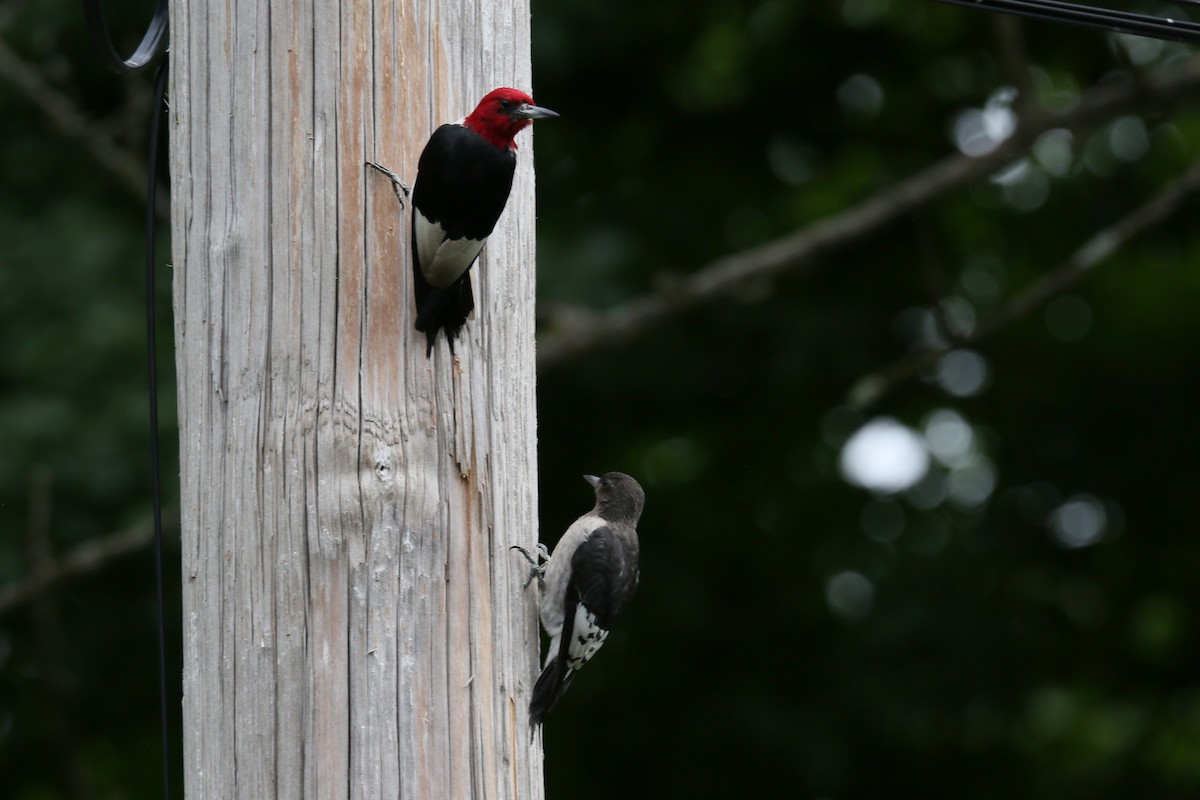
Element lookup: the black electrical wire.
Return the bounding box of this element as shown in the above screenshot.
[82,5,172,799]
[81,0,168,75]
[145,56,172,800]
[926,0,1200,44]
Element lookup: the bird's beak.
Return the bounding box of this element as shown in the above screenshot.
[514,102,559,120]
[583,474,600,488]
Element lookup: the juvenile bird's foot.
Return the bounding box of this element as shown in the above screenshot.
[366,161,411,208]
[509,543,549,590]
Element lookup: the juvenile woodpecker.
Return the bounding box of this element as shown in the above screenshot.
[524,472,644,727]
[410,87,557,353]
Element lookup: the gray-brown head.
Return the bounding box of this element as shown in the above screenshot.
[584,472,644,525]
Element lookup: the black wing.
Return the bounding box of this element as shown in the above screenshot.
[554,524,639,675]
[529,525,639,726]
[411,124,517,242]
[567,524,640,630]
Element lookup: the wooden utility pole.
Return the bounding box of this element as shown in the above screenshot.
[168,1,545,797]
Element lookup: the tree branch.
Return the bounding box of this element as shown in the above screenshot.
[847,156,1200,409]
[0,506,177,617]
[22,471,92,800]
[0,36,157,208]
[536,55,1200,369]
[993,14,1034,114]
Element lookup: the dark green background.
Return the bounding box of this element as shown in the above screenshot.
[3,1,1200,798]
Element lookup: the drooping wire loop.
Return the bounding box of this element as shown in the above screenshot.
[82,0,168,75]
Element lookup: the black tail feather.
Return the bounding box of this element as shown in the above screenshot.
[529,656,575,727]
[413,277,474,355]
[411,219,475,355]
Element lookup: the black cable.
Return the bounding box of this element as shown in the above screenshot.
[145,56,171,800]
[81,4,172,798]
[81,0,168,75]
[926,0,1200,44]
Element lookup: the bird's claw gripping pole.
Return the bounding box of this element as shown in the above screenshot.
[509,543,549,590]
[366,161,411,209]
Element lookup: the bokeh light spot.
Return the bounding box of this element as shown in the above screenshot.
[1048,494,1107,548]
[840,417,930,494]
[904,470,948,510]
[1109,116,1149,162]
[939,295,976,338]
[947,455,997,508]
[826,571,875,622]
[767,135,817,186]
[838,73,885,117]
[952,87,1017,156]
[923,408,974,468]
[959,253,1006,305]
[935,349,990,397]
[1033,128,1075,177]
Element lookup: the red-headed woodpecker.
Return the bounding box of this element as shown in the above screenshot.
[410,87,558,353]
[515,472,644,727]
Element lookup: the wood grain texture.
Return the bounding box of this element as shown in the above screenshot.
[169,0,545,797]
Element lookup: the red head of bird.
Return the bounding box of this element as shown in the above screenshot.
[463,87,558,150]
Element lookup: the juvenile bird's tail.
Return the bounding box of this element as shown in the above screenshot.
[529,656,575,727]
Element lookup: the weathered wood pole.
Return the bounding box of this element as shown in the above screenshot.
[169,0,545,796]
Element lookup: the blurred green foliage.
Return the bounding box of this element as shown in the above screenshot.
[531,2,1200,798]
[3,0,1200,798]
